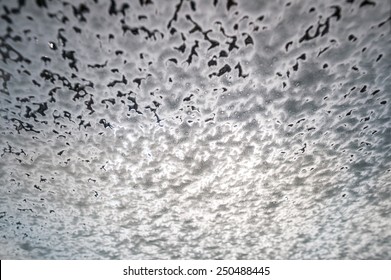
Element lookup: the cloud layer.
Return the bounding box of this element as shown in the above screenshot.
[0,0,390,259]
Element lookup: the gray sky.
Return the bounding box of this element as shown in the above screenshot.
[0,0,390,259]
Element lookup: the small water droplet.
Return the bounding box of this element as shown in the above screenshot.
[48,41,57,50]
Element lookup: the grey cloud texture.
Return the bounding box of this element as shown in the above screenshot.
[0,0,390,259]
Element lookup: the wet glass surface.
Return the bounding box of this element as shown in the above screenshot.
[0,0,390,259]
